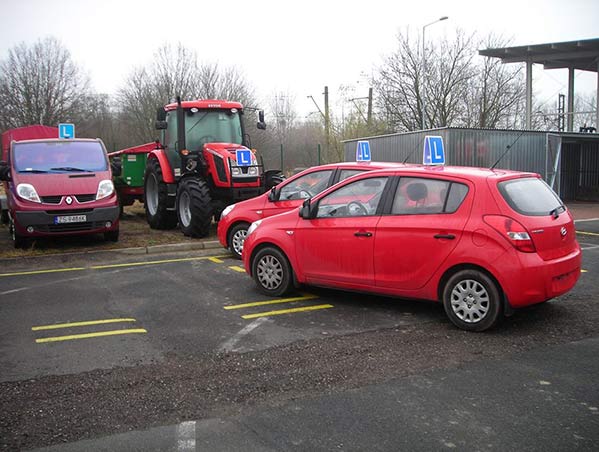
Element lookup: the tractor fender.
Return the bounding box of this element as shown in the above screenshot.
[147,149,175,183]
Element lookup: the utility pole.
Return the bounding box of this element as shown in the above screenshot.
[324,86,330,162]
[367,87,373,127]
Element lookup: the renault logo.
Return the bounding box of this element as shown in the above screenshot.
[65,196,73,205]
[560,227,567,237]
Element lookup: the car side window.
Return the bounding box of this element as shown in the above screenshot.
[338,169,365,181]
[279,170,333,201]
[316,177,388,218]
[392,177,468,214]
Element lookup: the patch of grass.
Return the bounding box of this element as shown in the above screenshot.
[0,201,217,259]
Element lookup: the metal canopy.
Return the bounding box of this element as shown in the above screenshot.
[479,38,599,131]
[479,38,599,72]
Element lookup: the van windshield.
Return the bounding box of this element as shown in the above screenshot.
[12,141,108,173]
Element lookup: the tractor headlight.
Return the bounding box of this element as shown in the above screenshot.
[96,179,114,200]
[16,183,41,203]
[221,204,235,219]
[248,167,258,176]
[247,219,262,236]
[232,167,241,176]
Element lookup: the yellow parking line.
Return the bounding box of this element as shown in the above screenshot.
[242,304,334,319]
[209,257,224,264]
[36,328,147,343]
[32,318,137,331]
[224,294,319,310]
[577,231,599,237]
[0,255,230,277]
[228,266,246,273]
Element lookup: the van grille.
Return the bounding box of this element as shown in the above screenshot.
[41,196,63,204]
[75,194,96,203]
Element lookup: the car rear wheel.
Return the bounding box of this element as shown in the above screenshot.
[228,222,250,259]
[442,269,502,332]
[252,246,293,297]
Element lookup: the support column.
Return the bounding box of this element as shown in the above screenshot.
[596,61,599,130]
[526,59,533,129]
[567,67,575,132]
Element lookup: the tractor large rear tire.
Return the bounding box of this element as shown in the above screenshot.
[177,177,213,238]
[144,158,177,230]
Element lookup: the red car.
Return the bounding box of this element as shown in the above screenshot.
[242,166,581,331]
[218,162,403,259]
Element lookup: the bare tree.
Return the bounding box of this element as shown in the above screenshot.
[0,37,91,130]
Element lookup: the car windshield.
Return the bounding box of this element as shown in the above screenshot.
[498,177,564,216]
[12,141,108,173]
[185,109,243,149]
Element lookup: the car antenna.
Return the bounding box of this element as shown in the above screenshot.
[402,138,426,164]
[490,129,527,170]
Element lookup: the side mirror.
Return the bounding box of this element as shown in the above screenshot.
[268,186,279,202]
[0,161,10,181]
[299,198,312,219]
[110,158,122,177]
[257,110,266,130]
[156,108,167,122]
[155,120,167,130]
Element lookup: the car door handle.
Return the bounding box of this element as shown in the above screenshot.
[354,231,373,237]
[434,234,455,240]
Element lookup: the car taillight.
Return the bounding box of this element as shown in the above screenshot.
[483,215,536,253]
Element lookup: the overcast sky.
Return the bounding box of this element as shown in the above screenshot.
[1,0,597,117]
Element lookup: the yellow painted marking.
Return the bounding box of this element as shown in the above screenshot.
[581,269,588,273]
[224,294,319,310]
[36,329,147,343]
[209,257,224,264]
[576,231,599,237]
[32,318,136,331]
[0,255,230,277]
[228,266,246,273]
[242,304,334,319]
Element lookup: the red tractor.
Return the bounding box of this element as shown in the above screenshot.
[142,97,282,237]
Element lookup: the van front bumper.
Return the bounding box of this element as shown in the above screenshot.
[14,206,120,235]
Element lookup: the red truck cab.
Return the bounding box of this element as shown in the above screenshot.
[0,138,120,248]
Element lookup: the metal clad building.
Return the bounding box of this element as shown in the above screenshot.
[344,127,599,202]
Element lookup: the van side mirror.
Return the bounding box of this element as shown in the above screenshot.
[257,110,266,130]
[0,161,10,181]
[110,157,122,177]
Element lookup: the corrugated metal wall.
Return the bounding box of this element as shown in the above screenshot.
[344,128,547,176]
[561,139,599,201]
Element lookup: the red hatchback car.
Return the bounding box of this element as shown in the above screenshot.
[218,162,403,259]
[242,166,581,331]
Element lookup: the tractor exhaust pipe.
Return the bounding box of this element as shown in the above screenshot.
[176,96,188,174]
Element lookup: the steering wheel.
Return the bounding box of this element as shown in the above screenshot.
[347,201,368,216]
[199,135,217,145]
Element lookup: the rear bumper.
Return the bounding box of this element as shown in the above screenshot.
[14,206,120,236]
[506,246,582,308]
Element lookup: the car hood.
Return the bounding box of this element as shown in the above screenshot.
[12,171,111,196]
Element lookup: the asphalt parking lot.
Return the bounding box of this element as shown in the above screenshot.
[1,213,599,450]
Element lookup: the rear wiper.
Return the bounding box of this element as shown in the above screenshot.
[50,167,92,172]
[550,205,565,219]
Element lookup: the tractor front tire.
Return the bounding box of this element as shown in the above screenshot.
[177,177,213,238]
[144,158,177,230]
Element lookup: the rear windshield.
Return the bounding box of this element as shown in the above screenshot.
[12,141,108,173]
[498,177,564,216]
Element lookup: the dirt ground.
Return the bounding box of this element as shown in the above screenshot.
[0,201,216,259]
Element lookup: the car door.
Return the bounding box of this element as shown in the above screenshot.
[374,176,472,291]
[294,176,389,288]
[262,169,334,218]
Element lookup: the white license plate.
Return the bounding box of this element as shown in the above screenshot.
[54,215,87,224]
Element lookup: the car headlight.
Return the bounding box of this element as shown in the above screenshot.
[221,204,235,219]
[247,219,262,236]
[96,179,114,200]
[16,183,41,203]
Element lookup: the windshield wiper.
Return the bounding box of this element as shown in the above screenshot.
[187,112,209,134]
[18,169,49,173]
[50,167,92,172]
[550,205,565,219]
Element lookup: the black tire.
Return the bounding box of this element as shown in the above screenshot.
[10,220,28,249]
[144,158,177,229]
[104,228,119,242]
[265,170,286,190]
[176,177,213,238]
[1,208,8,225]
[251,246,294,297]
[442,269,503,332]
[228,222,250,259]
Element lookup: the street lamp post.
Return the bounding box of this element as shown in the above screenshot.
[421,16,448,130]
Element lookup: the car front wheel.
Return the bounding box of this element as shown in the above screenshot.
[228,222,249,259]
[252,246,293,297]
[442,269,502,332]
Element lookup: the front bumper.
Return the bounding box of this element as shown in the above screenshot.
[14,206,120,236]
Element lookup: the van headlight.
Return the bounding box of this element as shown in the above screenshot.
[96,179,114,200]
[247,219,262,236]
[221,204,235,219]
[16,183,41,203]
